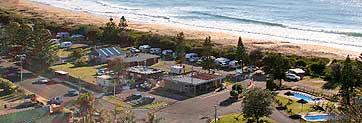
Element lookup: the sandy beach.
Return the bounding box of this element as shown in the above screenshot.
[1,0,360,59]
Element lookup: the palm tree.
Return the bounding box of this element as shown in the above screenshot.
[76,92,97,123]
[142,112,162,123]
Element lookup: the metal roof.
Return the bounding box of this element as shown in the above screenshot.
[94,47,125,57]
[123,53,160,63]
[165,72,225,85]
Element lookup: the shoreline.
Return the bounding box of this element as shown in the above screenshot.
[1,0,360,59]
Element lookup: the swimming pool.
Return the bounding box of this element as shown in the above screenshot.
[302,114,337,121]
[292,92,318,102]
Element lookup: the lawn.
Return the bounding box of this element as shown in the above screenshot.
[57,49,72,58]
[103,96,131,108]
[50,63,97,83]
[275,95,313,114]
[211,114,274,123]
[133,101,168,109]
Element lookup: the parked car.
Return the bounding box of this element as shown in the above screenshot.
[130,96,155,105]
[138,82,152,91]
[129,47,141,53]
[150,48,162,54]
[228,60,241,69]
[60,42,72,48]
[56,32,70,38]
[97,68,108,76]
[38,78,49,84]
[170,65,184,74]
[126,93,142,101]
[139,45,151,53]
[285,73,301,81]
[68,89,79,96]
[185,53,199,62]
[215,58,231,68]
[197,56,216,65]
[247,65,259,72]
[48,97,63,105]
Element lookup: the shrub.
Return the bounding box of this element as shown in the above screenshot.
[74,56,88,67]
[0,78,16,95]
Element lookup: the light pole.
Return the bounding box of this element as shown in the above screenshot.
[214,105,217,123]
[16,54,26,82]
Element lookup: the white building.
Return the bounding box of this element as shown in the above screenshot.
[96,75,113,87]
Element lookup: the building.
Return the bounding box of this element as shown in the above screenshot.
[96,75,113,87]
[89,47,160,66]
[123,53,160,66]
[163,72,225,96]
[89,47,126,64]
[128,66,164,86]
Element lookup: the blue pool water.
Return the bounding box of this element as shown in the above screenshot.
[303,114,336,121]
[292,92,317,102]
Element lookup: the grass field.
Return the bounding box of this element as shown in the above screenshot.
[50,63,97,83]
[103,96,131,108]
[275,95,313,114]
[57,49,72,58]
[133,101,168,109]
[211,114,274,123]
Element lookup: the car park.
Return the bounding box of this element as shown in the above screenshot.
[48,97,63,105]
[68,89,79,96]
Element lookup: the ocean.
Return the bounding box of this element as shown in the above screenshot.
[30,0,362,52]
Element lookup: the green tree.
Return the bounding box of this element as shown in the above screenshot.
[340,104,362,123]
[72,48,86,59]
[263,53,290,88]
[142,112,163,123]
[230,84,243,100]
[308,62,326,77]
[119,16,128,31]
[27,29,59,71]
[340,56,354,106]
[102,18,119,44]
[249,49,264,67]
[201,36,215,73]
[175,32,186,64]
[242,88,274,123]
[235,37,249,68]
[108,57,127,94]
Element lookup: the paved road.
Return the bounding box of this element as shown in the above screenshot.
[0,57,77,104]
[155,81,296,123]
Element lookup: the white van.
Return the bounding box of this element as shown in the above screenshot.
[170,65,184,74]
[60,42,73,48]
[139,45,151,53]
